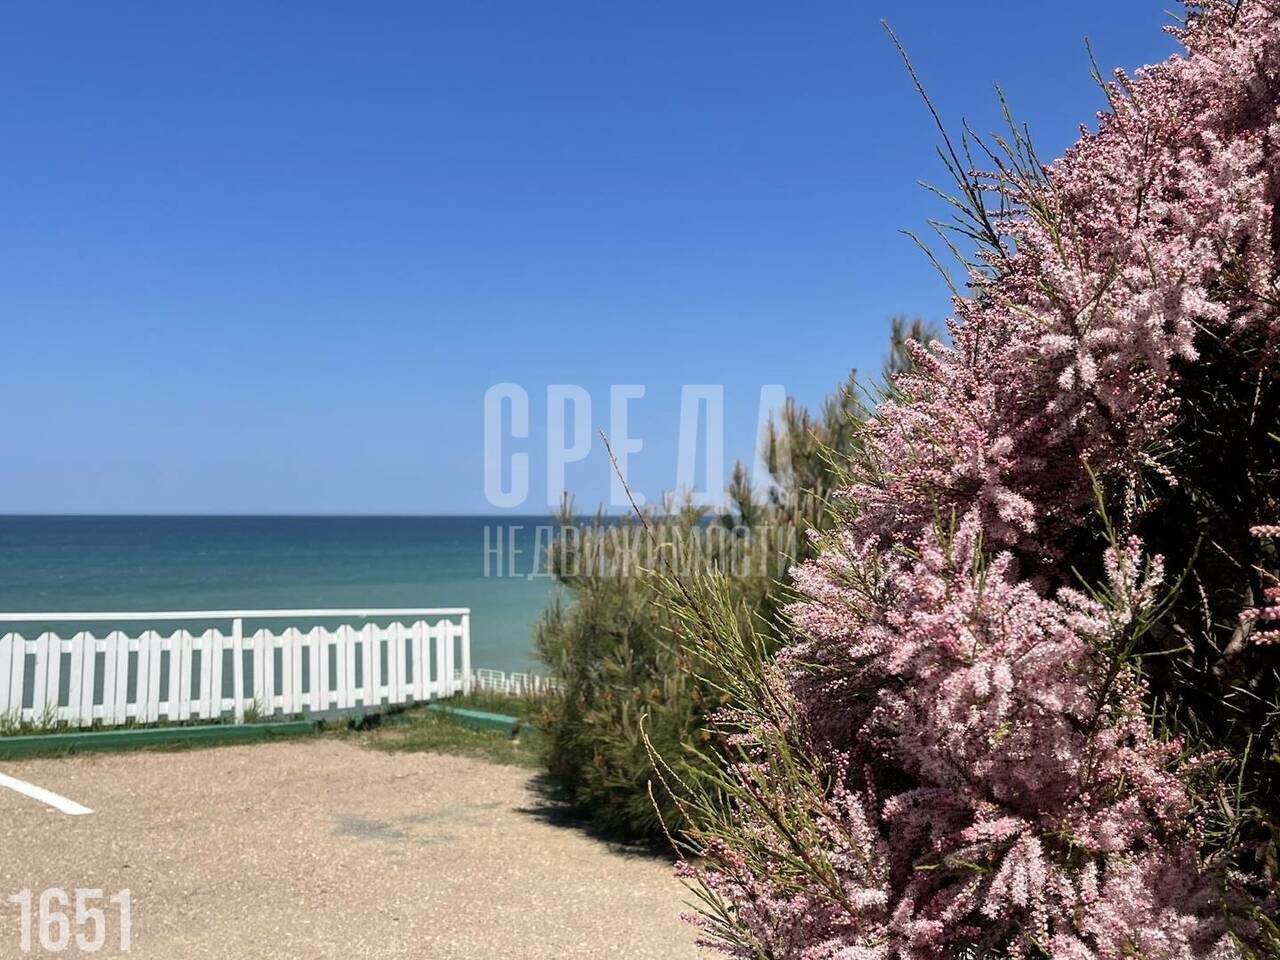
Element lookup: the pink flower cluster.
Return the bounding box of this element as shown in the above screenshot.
[690,4,1279,957]
[849,1,1279,561]
[1245,526,1280,645]
[757,517,1227,958]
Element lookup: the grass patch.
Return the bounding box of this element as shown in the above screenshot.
[0,698,298,737]
[0,720,318,760]
[339,693,547,768]
[437,690,544,720]
[0,690,552,767]
[0,705,60,736]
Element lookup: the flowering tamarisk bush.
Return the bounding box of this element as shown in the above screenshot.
[662,4,1280,958]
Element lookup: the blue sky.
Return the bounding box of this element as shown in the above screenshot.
[0,2,1180,515]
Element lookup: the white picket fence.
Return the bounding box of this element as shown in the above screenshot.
[471,667,563,697]
[0,609,470,728]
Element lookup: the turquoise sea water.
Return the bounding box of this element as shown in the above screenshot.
[0,516,558,673]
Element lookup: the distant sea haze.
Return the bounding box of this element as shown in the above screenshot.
[0,516,556,674]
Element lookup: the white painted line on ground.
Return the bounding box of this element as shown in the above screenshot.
[0,772,93,815]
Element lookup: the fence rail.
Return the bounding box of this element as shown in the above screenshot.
[0,609,471,727]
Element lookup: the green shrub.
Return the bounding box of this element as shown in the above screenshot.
[534,319,935,842]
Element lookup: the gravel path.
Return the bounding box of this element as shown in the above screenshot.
[0,740,702,959]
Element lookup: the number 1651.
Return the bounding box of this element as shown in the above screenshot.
[7,889,131,954]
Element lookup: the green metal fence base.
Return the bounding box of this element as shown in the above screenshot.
[0,720,317,760]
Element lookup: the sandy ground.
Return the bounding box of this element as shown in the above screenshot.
[0,740,702,960]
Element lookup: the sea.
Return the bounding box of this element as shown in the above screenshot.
[0,516,560,673]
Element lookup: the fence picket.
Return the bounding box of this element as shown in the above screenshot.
[445,622,457,696]
[375,625,389,704]
[342,626,357,710]
[231,619,245,722]
[111,633,130,726]
[30,633,52,720]
[166,632,184,720]
[139,631,161,723]
[8,636,26,720]
[259,629,275,717]
[361,624,376,708]
[134,632,150,722]
[131,635,146,721]
[389,623,405,705]
[177,631,193,721]
[460,613,471,695]
[318,628,332,711]
[65,633,85,726]
[253,628,269,715]
[433,622,447,699]
[331,626,344,710]
[149,632,164,722]
[97,634,116,726]
[0,634,12,715]
[310,628,326,712]
[411,621,426,702]
[206,630,224,720]
[53,636,67,717]
[289,628,303,714]
[79,634,99,727]
[402,624,413,701]
[279,628,295,715]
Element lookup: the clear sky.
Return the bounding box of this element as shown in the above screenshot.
[0,2,1181,515]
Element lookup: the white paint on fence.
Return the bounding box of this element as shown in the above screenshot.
[0,609,473,728]
[0,772,94,816]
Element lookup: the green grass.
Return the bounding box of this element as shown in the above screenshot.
[0,691,551,768]
[0,720,317,760]
[0,705,60,736]
[339,693,548,768]
[437,690,544,720]
[0,698,296,737]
